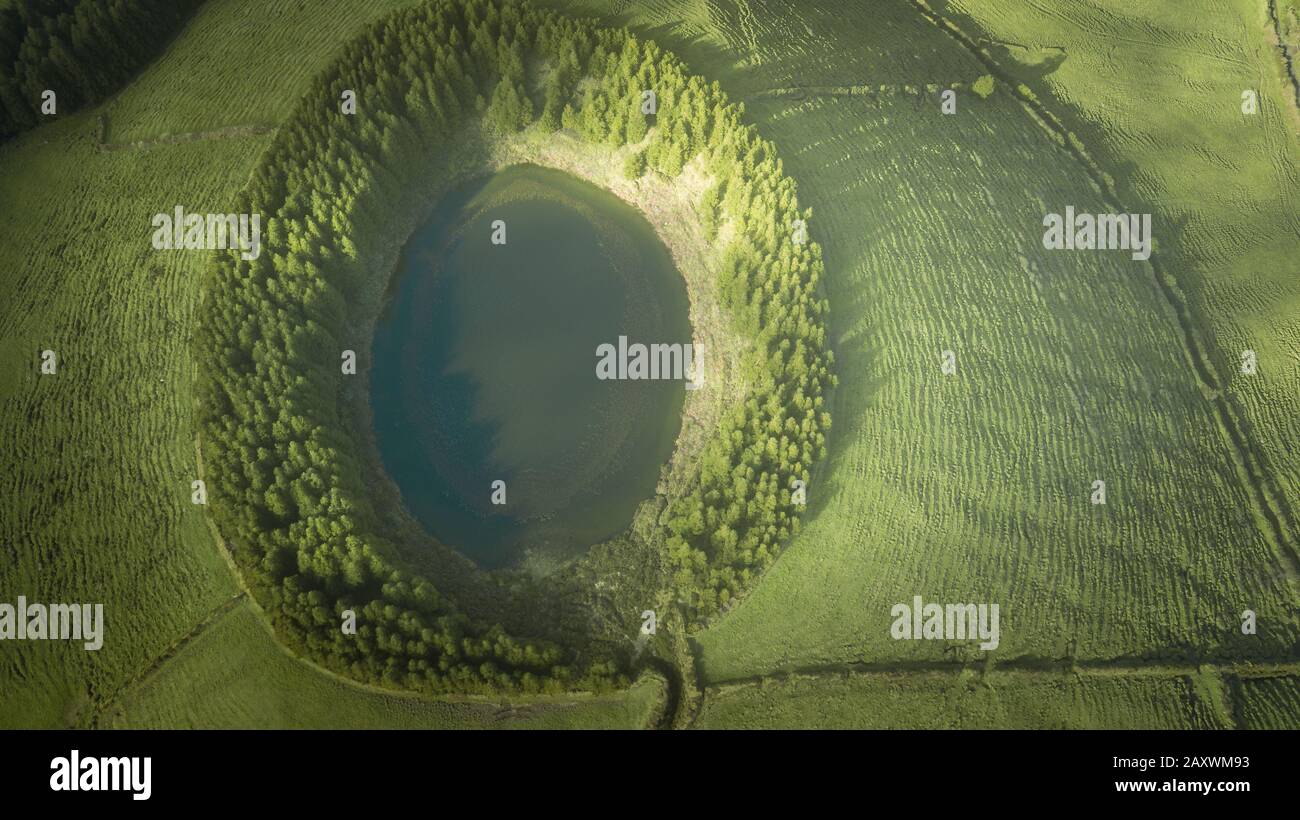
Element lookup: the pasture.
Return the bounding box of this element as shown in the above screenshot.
[1,0,1296,728]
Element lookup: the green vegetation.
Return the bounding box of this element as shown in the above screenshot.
[1,0,1296,728]
[0,0,201,139]
[945,0,1300,561]
[696,669,1232,729]
[194,0,829,696]
[0,118,261,727]
[1233,674,1300,729]
[99,0,419,142]
[675,0,1299,683]
[103,600,662,728]
[1278,0,1300,50]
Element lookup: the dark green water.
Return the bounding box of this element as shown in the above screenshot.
[371,164,691,570]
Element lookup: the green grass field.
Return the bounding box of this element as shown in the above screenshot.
[948,0,1300,586]
[0,0,658,728]
[670,0,1300,681]
[0,117,262,727]
[2,0,1297,728]
[101,0,420,142]
[1232,673,1300,728]
[102,600,662,728]
[696,668,1235,729]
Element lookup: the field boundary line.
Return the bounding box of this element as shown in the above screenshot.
[1023,0,1252,69]
[753,80,983,101]
[86,591,247,728]
[702,656,1300,693]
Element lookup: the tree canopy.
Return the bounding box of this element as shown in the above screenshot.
[195,0,833,695]
[0,0,202,140]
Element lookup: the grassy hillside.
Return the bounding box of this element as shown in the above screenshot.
[1,0,1296,728]
[0,0,654,729]
[606,0,1300,680]
[946,0,1300,574]
[101,0,418,141]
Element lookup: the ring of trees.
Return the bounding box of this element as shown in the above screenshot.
[195,0,833,695]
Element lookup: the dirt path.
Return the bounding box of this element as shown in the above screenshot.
[86,592,246,728]
[96,113,275,152]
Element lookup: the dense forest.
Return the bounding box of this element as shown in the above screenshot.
[195,0,832,694]
[0,0,201,140]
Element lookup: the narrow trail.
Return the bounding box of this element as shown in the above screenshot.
[753,80,982,101]
[96,114,275,151]
[642,656,684,729]
[86,592,247,728]
[1023,0,1253,70]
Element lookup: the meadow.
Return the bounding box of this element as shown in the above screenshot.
[948,0,1300,574]
[0,0,663,727]
[1232,673,1300,728]
[643,0,1300,679]
[695,667,1236,729]
[1,0,1297,728]
[102,600,663,728]
[99,0,419,142]
[0,116,259,726]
